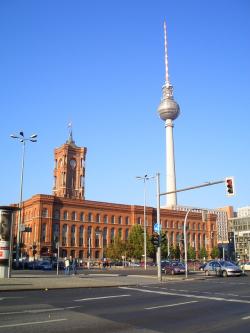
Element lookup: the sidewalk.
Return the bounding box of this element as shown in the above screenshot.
[0,271,206,292]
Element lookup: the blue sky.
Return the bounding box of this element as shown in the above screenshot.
[1,0,249,212]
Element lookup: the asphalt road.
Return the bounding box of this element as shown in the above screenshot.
[0,276,250,333]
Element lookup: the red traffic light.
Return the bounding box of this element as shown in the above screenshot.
[225,177,235,196]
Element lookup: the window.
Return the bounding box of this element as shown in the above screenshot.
[137,217,141,225]
[53,209,60,220]
[104,215,108,224]
[41,223,46,242]
[79,225,84,246]
[111,228,115,242]
[111,215,115,224]
[42,208,48,218]
[125,216,129,225]
[96,214,101,223]
[80,212,84,222]
[118,216,122,225]
[103,227,107,246]
[71,211,77,221]
[118,228,122,239]
[62,224,68,246]
[88,213,93,222]
[71,225,76,246]
[63,211,68,220]
[125,229,129,240]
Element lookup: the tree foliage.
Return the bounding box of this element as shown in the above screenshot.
[210,246,219,259]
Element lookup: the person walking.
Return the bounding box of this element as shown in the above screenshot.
[72,257,78,275]
[64,257,70,275]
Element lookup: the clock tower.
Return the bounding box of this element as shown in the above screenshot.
[53,128,87,199]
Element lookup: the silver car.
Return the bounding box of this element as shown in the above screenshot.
[204,260,242,277]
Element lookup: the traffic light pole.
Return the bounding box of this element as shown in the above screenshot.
[156,173,162,281]
[156,177,230,282]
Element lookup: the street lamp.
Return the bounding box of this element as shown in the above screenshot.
[136,175,154,270]
[10,131,37,267]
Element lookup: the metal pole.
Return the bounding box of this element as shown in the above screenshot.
[233,230,237,261]
[143,178,147,270]
[156,173,162,282]
[56,242,59,276]
[16,141,25,268]
[184,209,191,279]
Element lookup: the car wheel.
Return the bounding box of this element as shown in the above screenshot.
[205,270,209,276]
[222,270,228,277]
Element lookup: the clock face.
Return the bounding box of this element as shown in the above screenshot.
[70,159,76,168]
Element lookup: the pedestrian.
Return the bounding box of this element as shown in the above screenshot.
[72,257,78,275]
[64,257,70,275]
[69,255,73,274]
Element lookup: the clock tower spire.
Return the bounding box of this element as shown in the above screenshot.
[53,127,87,199]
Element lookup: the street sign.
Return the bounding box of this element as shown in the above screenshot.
[154,223,161,233]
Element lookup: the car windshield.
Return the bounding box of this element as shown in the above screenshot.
[222,262,235,267]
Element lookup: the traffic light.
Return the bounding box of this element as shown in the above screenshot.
[151,233,159,247]
[161,233,167,243]
[225,177,235,196]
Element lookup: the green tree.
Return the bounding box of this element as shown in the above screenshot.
[169,245,175,259]
[174,244,181,260]
[106,235,126,260]
[187,246,196,260]
[160,232,169,259]
[210,246,219,259]
[127,225,144,260]
[199,247,208,260]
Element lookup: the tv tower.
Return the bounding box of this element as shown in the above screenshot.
[157,21,180,207]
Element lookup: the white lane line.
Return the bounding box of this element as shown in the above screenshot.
[145,300,198,310]
[74,294,131,302]
[119,287,250,304]
[0,306,80,315]
[0,318,67,328]
[242,315,250,320]
[0,297,25,301]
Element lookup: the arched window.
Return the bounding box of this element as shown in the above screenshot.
[103,227,107,246]
[118,228,122,239]
[62,224,68,246]
[53,209,60,220]
[111,228,115,242]
[41,223,46,242]
[96,214,101,223]
[79,225,84,246]
[118,216,122,225]
[88,212,93,222]
[111,215,115,224]
[137,217,141,225]
[71,211,77,221]
[42,208,48,218]
[71,225,76,246]
[80,212,84,222]
[63,211,68,220]
[125,216,129,225]
[104,215,108,224]
[125,228,129,240]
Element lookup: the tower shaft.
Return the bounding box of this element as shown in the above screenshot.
[165,119,177,206]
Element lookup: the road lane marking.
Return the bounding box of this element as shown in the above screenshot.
[242,315,250,320]
[119,287,250,304]
[145,300,198,310]
[74,294,131,302]
[0,306,80,315]
[0,318,67,328]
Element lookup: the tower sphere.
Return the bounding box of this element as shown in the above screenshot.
[157,93,180,121]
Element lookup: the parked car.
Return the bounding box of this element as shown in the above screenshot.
[38,260,53,270]
[241,262,250,271]
[162,262,186,275]
[199,263,207,271]
[204,260,242,277]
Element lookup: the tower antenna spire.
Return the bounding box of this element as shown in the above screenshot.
[67,121,75,145]
[164,20,170,86]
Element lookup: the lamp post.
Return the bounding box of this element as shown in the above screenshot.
[136,175,154,270]
[10,131,37,267]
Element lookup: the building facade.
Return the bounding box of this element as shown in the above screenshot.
[14,136,217,262]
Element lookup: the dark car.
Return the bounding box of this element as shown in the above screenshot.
[163,262,186,275]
